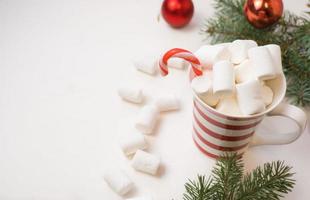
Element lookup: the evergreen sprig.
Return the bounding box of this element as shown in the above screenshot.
[182,154,295,200]
[202,0,310,107]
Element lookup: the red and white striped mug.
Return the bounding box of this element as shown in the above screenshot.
[192,74,307,159]
[158,48,307,159]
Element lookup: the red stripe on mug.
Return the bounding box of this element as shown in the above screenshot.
[193,127,249,151]
[193,137,244,159]
[194,114,254,141]
[193,137,220,159]
[194,101,261,130]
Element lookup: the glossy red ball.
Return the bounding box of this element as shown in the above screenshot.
[244,0,283,29]
[161,0,194,28]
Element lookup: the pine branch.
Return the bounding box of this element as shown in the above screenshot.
[181,154,295,200]
[183,175,216,200]
[236,161,295,200]
[211,154,244,200]
[201,0,310,107]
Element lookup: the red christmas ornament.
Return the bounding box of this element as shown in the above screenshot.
[161,0,194,28]
[244,0,283,29]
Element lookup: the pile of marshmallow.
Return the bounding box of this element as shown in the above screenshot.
[104,86,180,198]
[191,40,283,116]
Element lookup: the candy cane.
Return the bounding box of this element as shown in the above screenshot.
[159,48,203,77]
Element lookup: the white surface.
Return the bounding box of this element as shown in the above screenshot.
[0,0,309,199]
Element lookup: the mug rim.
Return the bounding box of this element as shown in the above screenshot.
[193,74,287,119]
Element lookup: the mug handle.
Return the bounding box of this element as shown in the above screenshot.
[250,103,307,146]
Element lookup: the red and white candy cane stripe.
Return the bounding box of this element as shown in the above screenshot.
[159,48,203,77]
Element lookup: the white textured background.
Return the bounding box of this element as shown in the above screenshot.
[0,0,309,199]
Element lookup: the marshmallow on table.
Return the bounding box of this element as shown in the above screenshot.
[229,40,257,64]
[135,105,159,134]
[119,131,147,156]
[234,59,255,83]
[191,72,219,106]
[118,87,143,104]
[154,94,180,112]
[248,46,277,80]
[167,57,187,69]
[126,196,153,200]
[131,150,160,175]
[213,60,235,97]
[216,96,243,116]
[103,169,134,196]
[236,80,266,115]
[265,44,283,74]
[261,85,274,106]
[194,43,231,69]
[133,56,157,75]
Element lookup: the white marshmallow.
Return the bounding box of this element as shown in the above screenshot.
[265,44,283,74]
[191,70,213,94]
[131,150,160,175]
[234,59,255,83]
[154,94,180,112]
[167,57,187,69]
[119,131,147,155]
[135,105,159,134]
[213,60,235,97]
[118,87,143,104]
[194,43,231,69]
[229,40,257,64]
[191,73,219,106]
[248,46,277,80]
[236,80,265,115]
[199,94,220,107]
[216,96,243,116]
[260,80,266,86]
[126,197,153,200]
[261,85,274,106]
[133,57,157,75]
[103,169,134,196]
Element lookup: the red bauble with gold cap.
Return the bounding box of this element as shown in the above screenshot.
[244,0,283,29]
[161,0,194,28]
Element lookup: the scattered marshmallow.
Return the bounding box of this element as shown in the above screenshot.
[216,96,243,116]
[119,131,147,156]
[135,105,159,134]
[236,80,265,115]
[191,72,219,106]
[194,43,231,69]
[234,59,255,83]
[154,94,180,112]
[103,169,134,196]
[133,57,157,75]
[131,150,160,175]
[126,197,153,200]
[248,46,277,80]
[265,44,283,74]
[261,85,274,106]
[229,40,257,64]
[167,57,187,69]
[118,87,143,104]
[213,60,235,97]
